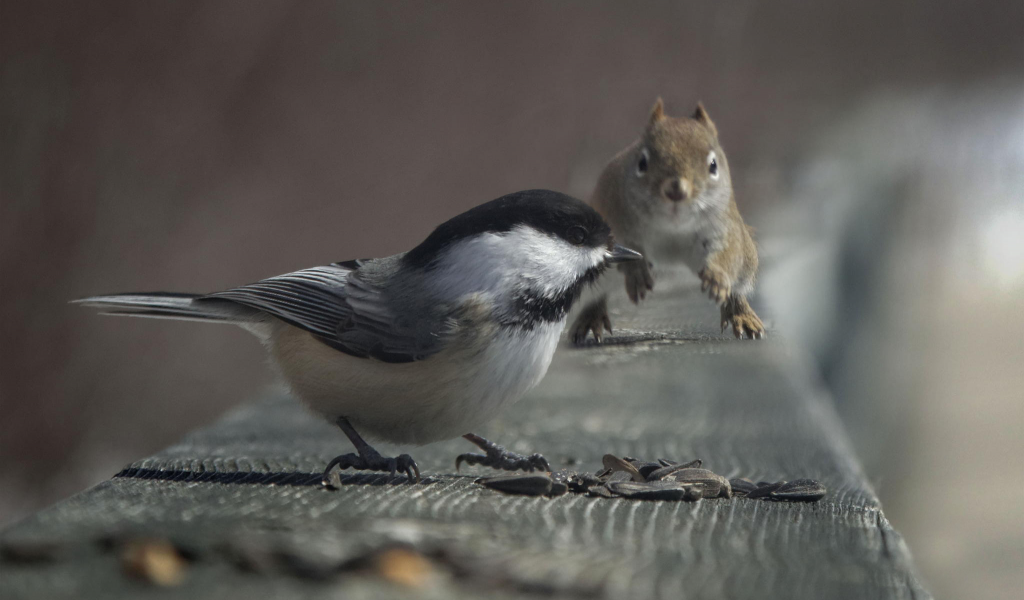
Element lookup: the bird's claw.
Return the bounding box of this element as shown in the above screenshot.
[321,450,420,485]
[456,434,550,473]
[570,295,612,346]
[456,452,550,473]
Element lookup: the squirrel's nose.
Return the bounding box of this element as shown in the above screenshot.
[663,178,691,202]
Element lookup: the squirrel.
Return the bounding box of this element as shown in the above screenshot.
[571,98,764,343]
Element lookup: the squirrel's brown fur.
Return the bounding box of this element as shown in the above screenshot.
[572,98,764,342]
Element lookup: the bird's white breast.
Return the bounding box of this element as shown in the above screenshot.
[269,318,564,446]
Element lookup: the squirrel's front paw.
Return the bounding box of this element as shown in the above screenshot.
[570,296,612,346]
[720,298,765,340]
[622,260,654,304]
[699,267,732,305]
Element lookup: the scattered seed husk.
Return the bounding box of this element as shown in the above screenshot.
[570,473,602,493]
[472,454,825,503]
[552,469,602,493]
[601,454,645,482]
[550,469,573,484]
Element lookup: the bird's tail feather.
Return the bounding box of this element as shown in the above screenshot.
[72,292,256,324]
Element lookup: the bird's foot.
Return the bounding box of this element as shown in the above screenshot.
[456,433,550,473]
[321,447,420,486]
[323,416,420,486]
[570,295,613,346]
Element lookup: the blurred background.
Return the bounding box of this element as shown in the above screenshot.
[1,1,1021,598]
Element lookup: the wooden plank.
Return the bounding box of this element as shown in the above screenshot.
[0,274,930,599]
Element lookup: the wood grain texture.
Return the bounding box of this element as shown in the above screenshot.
[0,272,930,599]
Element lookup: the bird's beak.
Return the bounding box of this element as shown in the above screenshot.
[606,244,643,264]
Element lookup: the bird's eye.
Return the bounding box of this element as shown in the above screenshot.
[567,226,588,245]
[636,148,649,177]
[708,151,719,180]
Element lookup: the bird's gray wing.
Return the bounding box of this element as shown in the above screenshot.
[205,259,448,363]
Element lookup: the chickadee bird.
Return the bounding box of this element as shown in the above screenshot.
[76,189,642,484]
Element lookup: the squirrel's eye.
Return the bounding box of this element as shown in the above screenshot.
[708,151,719,180]
[636,149,649,177]
[567,226,588,245]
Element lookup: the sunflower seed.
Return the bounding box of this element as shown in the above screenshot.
[605,481,690,501]
[546,481,569,497]
[729,478,758,497]
[477,475,552,496]
[746,481,785,499]
[662,468,732,498]
[606,470,635,483]
[683,485,705,501]
[637,463,664,479]
[646,460,705,482]
[768,479,826,502]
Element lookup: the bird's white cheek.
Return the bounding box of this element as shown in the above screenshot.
[502,228,594,293]
[427,226,603,300]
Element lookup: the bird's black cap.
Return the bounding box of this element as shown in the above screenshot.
[404,189,612,269]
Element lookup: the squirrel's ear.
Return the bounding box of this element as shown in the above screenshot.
[648,97,666,126]
[692,102,718,137]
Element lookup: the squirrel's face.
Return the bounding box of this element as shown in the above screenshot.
[631,99,730,215]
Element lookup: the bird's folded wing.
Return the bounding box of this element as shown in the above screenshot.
[205,262,446,363]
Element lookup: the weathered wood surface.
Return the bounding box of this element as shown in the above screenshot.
[0,272,930,599]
